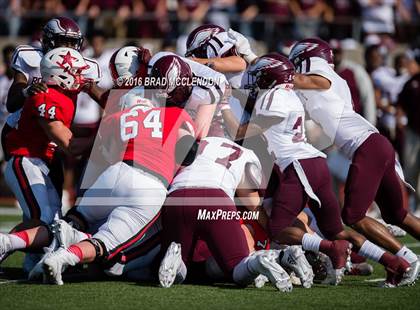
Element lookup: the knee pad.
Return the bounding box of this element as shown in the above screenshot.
[63,207,88,232]
[85,238,109,263]
[341,207,364,227]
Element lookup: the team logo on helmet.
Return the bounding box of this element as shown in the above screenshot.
[165,57,182,93]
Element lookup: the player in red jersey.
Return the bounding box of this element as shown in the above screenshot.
[38,77,198,285]
[0,48,92,270]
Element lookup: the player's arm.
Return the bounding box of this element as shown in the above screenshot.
[195,103,217,139]
[175,126,198,166]
[6,71,48,112]
[82,82,108,109]
[37,118,73,155]
[236,164,269,229]
[293,73,331,90]
[189,56,247,73]
[222,106,281,140]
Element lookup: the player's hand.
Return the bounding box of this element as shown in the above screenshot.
[225,29,258,64]
[23,82,48,97]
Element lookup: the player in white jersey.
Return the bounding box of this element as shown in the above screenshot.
[289,38,420,284]
[159,135,293,292]
[221,53,412,286]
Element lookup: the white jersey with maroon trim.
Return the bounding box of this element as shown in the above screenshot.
[295,57,378,159]
[169,137,262,200]
[255,85,325,172]
[148,52,228,117]
[6,45,102,128]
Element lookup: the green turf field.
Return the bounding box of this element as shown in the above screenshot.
[1,214,420,310]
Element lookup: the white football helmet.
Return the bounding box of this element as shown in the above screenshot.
[40,47,90,91]
[109,46,151,87]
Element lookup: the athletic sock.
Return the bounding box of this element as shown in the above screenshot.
[302,233,323,253]
[67,245,83,263]
[396,246,418,264]
[9,231,29,250]
[358,240,385,262]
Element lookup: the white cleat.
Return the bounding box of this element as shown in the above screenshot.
[159,242,184,288]
[254,274,269,288]
[279,246,314,288]
[51,220,87,248]
[251,251,293,292]
[0,234,13,264]
[399,257,420,287]
[43,248,79,285]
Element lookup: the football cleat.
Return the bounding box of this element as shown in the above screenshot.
[321,240,352,285]
[51,219,88,248]
[398,257,420,287]
[254,274,269,288]
[159,242,185,288]
[278,246,314,288]
[0,234,13,264]
[43,248,79,285]
[250,250,293,292]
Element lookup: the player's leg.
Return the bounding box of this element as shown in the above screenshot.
[269,163,350,267]
[308,158,410,286]
[342,134,405,253]
[4,157,61,223]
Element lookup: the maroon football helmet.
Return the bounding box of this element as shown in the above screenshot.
[288,38,334,67]
[148,55,193,108]
[185,24,237,58]
[247,53,295,90]
[42,17,84,52]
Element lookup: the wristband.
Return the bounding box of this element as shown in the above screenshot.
[220,104,231,111]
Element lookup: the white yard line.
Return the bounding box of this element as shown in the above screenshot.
[0,279,27,285]
[406,242,420,248]
[364,278,386,282]
[0,207,22,216]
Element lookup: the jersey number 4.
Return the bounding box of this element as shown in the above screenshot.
[120,106,163,141]
[38,104,56,119]
[199,141,243,169]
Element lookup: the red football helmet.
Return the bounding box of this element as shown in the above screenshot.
[109,46,151,88]
[42,17,84,52]
[185,24,237,58]
[247,53,295,90]
[148,55,193,108]
[288,38,334,66]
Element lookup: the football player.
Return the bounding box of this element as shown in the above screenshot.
[288,38,420,286]
[221,53,412,286]
[40,55,198,285]
[1,17,103,200]
[158,135,293,292]
[0,47,92,268]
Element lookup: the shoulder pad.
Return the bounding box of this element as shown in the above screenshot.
[12,45,43,68]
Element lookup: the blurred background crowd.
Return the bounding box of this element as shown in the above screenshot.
[0,0,419,217]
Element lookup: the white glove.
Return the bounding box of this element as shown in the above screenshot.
[226,29,258,64]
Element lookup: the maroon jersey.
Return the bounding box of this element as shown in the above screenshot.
[103,105,195,185]
[5,88,76,162]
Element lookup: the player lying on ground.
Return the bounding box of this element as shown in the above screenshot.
[221,52,413,287]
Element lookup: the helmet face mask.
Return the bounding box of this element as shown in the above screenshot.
[246,53,295,92]
[185,24,228,59]
[42,17,84,52]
